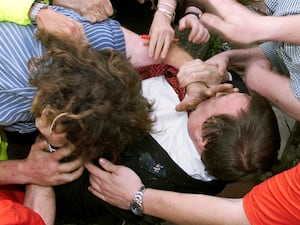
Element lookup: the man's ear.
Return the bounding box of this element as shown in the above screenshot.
[197,136,207,154]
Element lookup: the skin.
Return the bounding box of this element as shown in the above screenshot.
[85,158,251,225]
[34,0,114,44]
[53,0,114,23]
[34,8,86,44]
[198,0,300,45]
[0,141,83,186]
[188,92,250,153]
[84,90,250,204]
[178,6,210,43]
[31,90,248,224]
[147,1,209,60]
[23,184,55,225]
[175,58,239,111]
[204,47,300,121]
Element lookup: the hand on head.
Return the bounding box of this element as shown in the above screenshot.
[175,58,239,111]
[176,82,238,111]
[25,141,84,186]
[85,158,143,210]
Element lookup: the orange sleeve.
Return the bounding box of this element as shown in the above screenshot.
[0,186,46,225]
[243,163,300,225]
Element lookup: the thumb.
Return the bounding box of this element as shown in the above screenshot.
[175,100,189,112]
[200,13,227,37]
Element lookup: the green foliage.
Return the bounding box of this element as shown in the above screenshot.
[205,36,224,59]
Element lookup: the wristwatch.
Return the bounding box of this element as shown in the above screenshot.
[30,2,49,25]
[130,185,146,216]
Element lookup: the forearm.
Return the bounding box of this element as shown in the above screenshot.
[0,159,30,185]
[245,64,300,121]
[0,0,34,24]
[164,43,194,68]
[261,15,300,44]
[24,185,56,225]
[224,47,266,71]
[143,188,249,225]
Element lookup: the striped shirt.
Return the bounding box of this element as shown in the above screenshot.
[0,6,125,133]
[260,0,300,101]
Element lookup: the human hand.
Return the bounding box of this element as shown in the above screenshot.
[75,0,114,23]
[205,52,230,77]
[177,59,224,88]
[148,10,175,60]
[176,82,238,111]
[178,8,210,43]
[23,141,84,186]
[85,158,143,210]
[200,0,263,45]
[36,9,86,44]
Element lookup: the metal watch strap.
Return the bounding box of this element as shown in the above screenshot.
[30,3,48,25]
[130,185,146,216]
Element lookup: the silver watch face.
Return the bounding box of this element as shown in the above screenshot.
[130,202,143,216]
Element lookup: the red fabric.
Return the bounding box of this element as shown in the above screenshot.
[137,64,186,101]
[0,186,45,225]
[243,163,300,225]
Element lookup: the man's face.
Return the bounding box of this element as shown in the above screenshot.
[188,92,250,153]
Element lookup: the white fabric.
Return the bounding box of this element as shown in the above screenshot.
[142,76,215,181]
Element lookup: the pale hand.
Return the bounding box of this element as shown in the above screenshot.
[148,10,175,59]
[178,12,210,43]
[86,158,143,210]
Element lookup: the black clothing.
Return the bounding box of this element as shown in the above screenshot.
[111,0,185,34]
[54,134,227,223]
[5,70,248,224]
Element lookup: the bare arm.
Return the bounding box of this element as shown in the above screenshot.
[205,46,265,75]
[122,27,194,68]
[199,0,300,45]
[244,57,300,121]
[143,189,249,225]
[24,185,55,225]
[0,141,83,186]
[86,158,250,225]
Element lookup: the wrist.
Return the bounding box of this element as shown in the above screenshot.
[184,6,203,19]
[156,7,176,22]
[29,2,49,24]
[130,185,147,216]
[157,0,177,22]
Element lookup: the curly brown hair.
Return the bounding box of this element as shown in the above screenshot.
[29,33,153,162]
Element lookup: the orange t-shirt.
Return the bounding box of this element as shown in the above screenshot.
[0,186,45,225]
[243,163,300,225]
